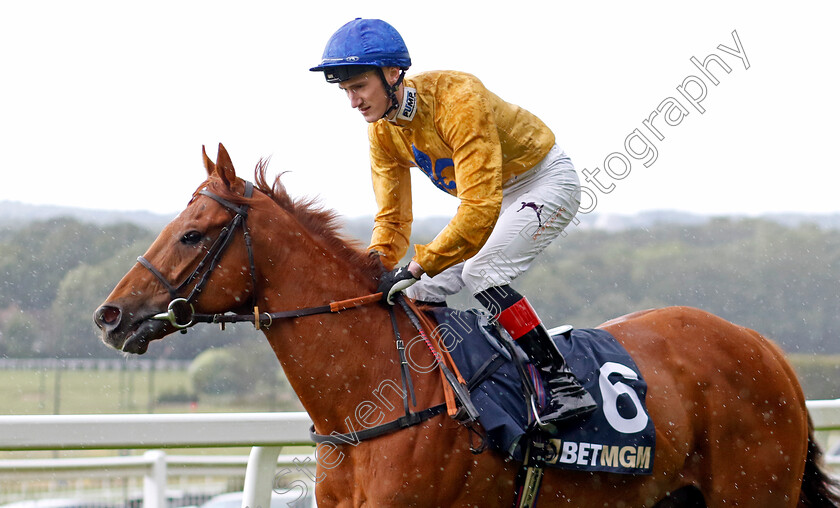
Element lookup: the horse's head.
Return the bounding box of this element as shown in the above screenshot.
[94,144,261,354]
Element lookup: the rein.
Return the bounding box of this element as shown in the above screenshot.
[190,292,384,330]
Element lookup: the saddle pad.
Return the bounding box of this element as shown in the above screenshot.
[426,307,656,475]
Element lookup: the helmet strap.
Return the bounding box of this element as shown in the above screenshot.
[377,68,406,120]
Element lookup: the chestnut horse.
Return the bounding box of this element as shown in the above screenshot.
[95,145,838,507]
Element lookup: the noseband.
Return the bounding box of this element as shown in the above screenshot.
[137,182,257,329]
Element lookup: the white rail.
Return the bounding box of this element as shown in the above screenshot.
[0,401,838,507]
[807,399,840,432]
[0,412,313,450]
[0,412,314,508]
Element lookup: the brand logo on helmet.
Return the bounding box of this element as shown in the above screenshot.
[346,56,359,62]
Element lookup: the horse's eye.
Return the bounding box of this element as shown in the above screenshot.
[181,231,204,245]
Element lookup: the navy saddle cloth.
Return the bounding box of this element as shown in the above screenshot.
[427,307,656,475]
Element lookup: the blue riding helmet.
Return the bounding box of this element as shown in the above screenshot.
[310,18,411,84]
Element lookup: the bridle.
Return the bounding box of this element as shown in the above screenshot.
[134,178,481,448]
[137,180,382,330]
[137,181,257,330]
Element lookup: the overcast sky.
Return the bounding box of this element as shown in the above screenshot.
[1,1,837,221]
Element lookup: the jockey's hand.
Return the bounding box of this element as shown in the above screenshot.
[377,263,420,305]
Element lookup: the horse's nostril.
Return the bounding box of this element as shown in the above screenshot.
[95,305,121,329]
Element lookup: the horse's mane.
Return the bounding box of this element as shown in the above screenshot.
[195,159,383,285]
[233,159,383,284]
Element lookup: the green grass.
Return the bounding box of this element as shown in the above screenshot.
[0,367,308,460]
[0,368,302,415]
[3,355,837,416]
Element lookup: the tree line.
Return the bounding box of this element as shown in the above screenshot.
[516,218,840,355]
[0,215,838,359]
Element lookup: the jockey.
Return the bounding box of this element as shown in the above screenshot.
[310,18,595,426]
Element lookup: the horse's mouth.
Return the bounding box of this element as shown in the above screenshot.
[123,319,167,354]
[102,317,168,355]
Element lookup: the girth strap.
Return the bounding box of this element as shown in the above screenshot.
[307,347,498,450]
[309,403,447,445]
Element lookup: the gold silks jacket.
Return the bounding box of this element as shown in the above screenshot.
[368,70,555,277]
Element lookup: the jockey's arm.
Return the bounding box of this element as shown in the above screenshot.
[368,130,414,269]
[410,91,505,277]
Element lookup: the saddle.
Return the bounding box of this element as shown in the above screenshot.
[418,305,656,474]
[411,304,656,507]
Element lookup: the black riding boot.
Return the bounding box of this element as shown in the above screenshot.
[476,286,596,426]
[515,322,597,425]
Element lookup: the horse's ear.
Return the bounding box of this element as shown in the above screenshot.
[202,145,216,176]
[215,143,237,188]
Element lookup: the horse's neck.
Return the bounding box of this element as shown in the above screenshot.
[255,228,426,433]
